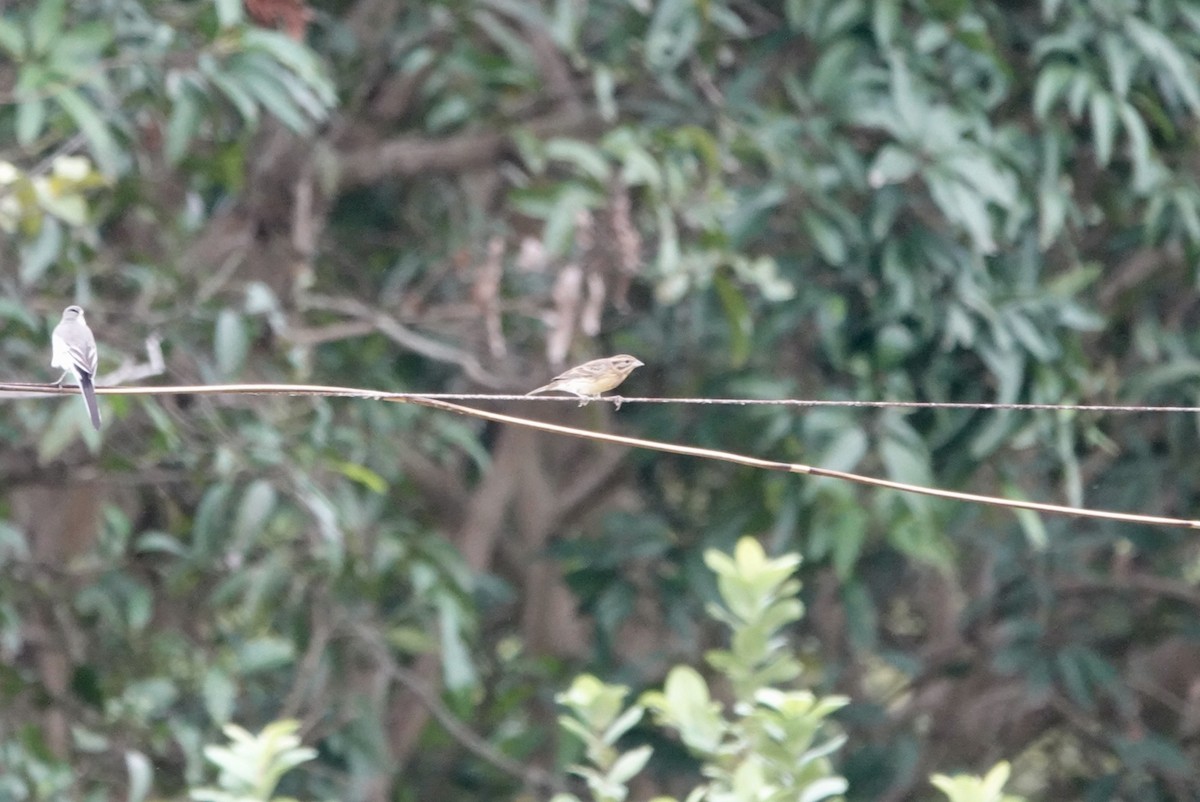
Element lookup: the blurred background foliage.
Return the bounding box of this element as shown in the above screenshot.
[4,0,1200,798]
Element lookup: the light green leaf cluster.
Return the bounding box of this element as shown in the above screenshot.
[0,156,105,285]
[556,675,651,802]
[559,538,848,802]
[931,762,1026,802]
[190,720,317,802]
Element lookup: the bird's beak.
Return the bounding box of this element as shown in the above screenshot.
[634,359,644,367]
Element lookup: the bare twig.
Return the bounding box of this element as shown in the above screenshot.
[296,295,504,387]
[101,335,165,386]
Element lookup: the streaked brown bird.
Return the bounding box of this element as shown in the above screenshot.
[525,355,644,406]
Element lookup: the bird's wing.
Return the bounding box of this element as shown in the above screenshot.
[53,323,99,376]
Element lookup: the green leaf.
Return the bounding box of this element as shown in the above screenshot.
[657,665,725,753]
[645,0,700,71]
[234,637,294,673]
[601,704,645,746]
[55,88,122,175]
[222,48,327,131]
[19,214,62,283]
[124,751,152,802]
[1065,70,1091,118]
[15,97,47,147]
[1033,63,1074,119]
[38,400,86,462]
[886,54,924,136]
[1100,32,1135,98]
[242,28,335,105]
[558,675,631,731]
[593,65,617,122]
[812,497,869,579]
[714,270,752,368]
[214,308,248,376]
[724,183,786,247]
[48,22,111,74]
[931,763,1007,801]
[232,480,277,547]
[800,777,851,802]
[947,152,1016,206]
[1055,646,1095,711]
[228,55,314,132]
[1009,491,1048,549]
[37,185,89,227]
[612,143,662,190]
[203,58,260,123]
[868,145,919,187]
[926,170,996,253]
[1118,100,1153,187]
[29,0,65,54]
[551,0,584,51]
[819,0,868,41]
[432,417,491,472]
[333,460,388,494]
[1037,179,1068,250]
[1088,90,1116,166]
[872,0,900,47]
[1126,17,1200,112]
[438,595,476,692]
[542,185,594,256]
[203,668,237,725]
[0,17,26,57]
[165,81,203,164]
[809,39,866,104]
[607,745,652,785]
[193,482,232,558]
[134,531,188,557]
[802,210,848,265]
[784,0,806,30]
[544,138,611,183]
[214,0,243,28]
[880,421,933,486]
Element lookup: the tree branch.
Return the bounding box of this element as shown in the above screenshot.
[336,108,602,188]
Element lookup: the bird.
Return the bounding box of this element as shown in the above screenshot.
[525,355,644,406]
[51,305,101,430]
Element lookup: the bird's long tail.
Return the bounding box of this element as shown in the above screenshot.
[78,373,101,430]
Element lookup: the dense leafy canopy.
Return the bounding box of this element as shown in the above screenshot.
[4,0,1200,799]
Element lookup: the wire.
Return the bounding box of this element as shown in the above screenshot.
[0,384,1195,413]
[2,380,1196,530]
[381,395,1200,413]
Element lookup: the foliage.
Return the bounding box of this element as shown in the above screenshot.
[0,0,333,175]
[191,720,317,802]
[0,154,107,285]
[554,676,654,802]
[931,762,1025,802]
[3,0,1200,799]
[558,538,847,802]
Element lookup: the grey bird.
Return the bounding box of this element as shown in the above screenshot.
[51,305,101,430]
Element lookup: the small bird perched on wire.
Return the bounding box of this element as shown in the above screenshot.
[526,354,644,406]
[51,305,102,430]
